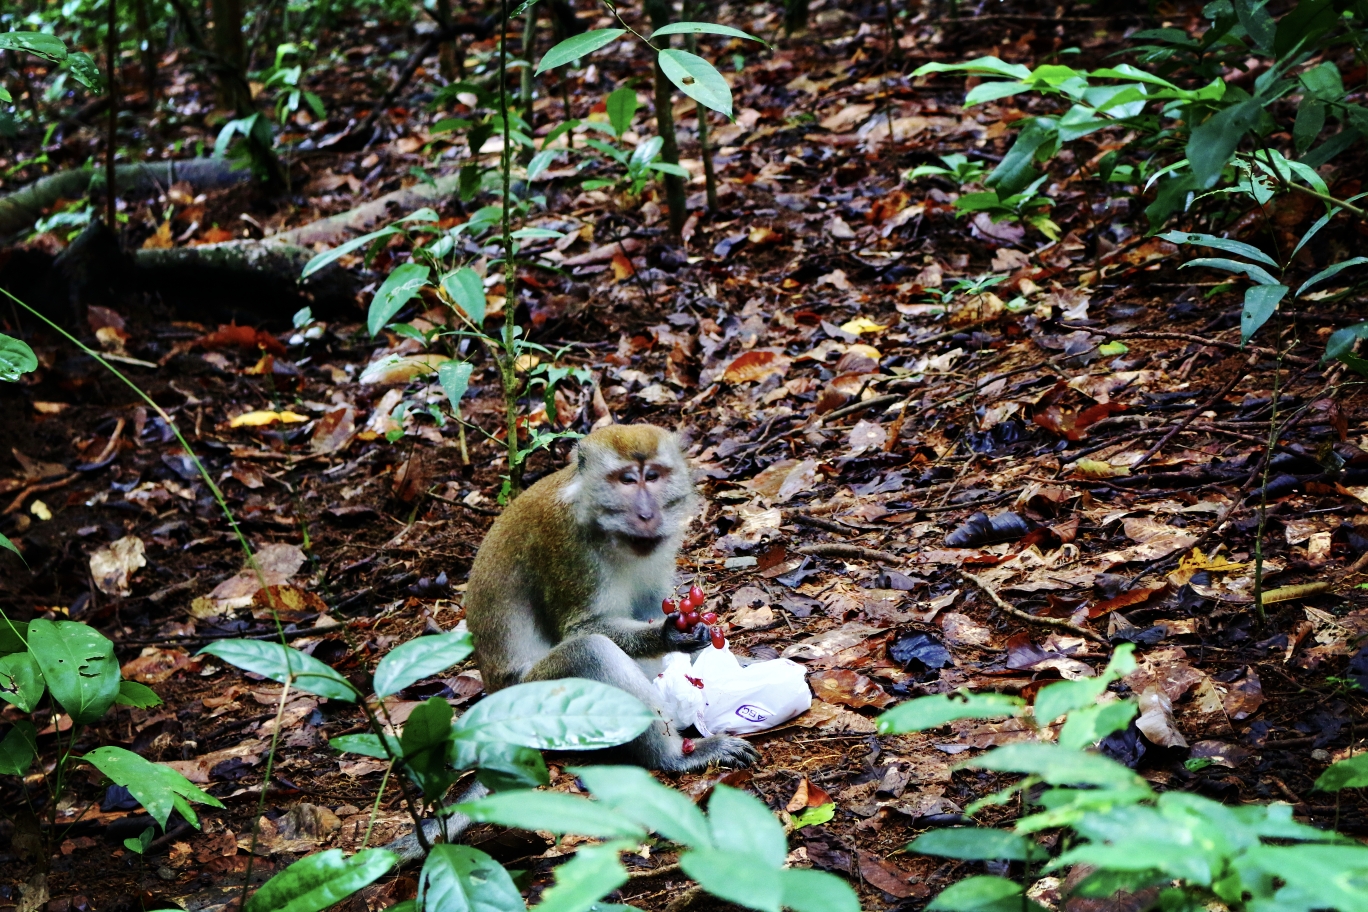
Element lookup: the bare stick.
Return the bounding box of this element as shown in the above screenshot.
[958,569,1109,646]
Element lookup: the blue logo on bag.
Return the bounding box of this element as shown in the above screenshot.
[734,705,769,722]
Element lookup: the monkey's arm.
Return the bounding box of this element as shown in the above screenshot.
[565,614,709,659]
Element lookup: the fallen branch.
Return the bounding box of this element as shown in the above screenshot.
[273,171,464,248]
[796,543,901,563]
[958,569,1109,646]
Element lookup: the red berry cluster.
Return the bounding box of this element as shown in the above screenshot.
[662,584,725,649]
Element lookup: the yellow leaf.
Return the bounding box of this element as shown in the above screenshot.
[1072,459,1130,479]
[1178,547,1247,574]
[30,499,51,521]
[229,410,309,428]
[141,220,174,250]
[840,317,887,335]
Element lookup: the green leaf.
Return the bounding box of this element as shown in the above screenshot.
[244,849,396,912]
[658,49,733,118]
[1057,699,1138,751]
[512,227,566,240]
[369,263,430,337]
[537,30,628,74]
[0,721,38,776]
[986,117,1057,196]
[198,640,357,702]
[456,790,647,839]
[114,680,162,709]
[651,22,767,44]
[420,845,524,912]
[911,828,1046,862]
[0,652,44,712]
[329,732,400,759]
[443,267,488,324]
[1241,283,1289,343]
[928,876,1050,912]
[373,630,473,698]
[913,57,1032,81]
[778,869,860,912]
[681,849,783,912]
[438,361,474,412]
[455,678,654,750]
[967,742,1146,789]
[1157,231,1278,268]
[0,620,28,656]
[83,746,225,829]
[1296,256,1368,297]
[27,619,120,725]
[535,841,632,912]
[649,162,691,178]
[1188,99,1262,189]
[0,32,68,62]
[1034,644,1136,724]
[123,827,154,855]
[0,533,22,565]
[606,87,638,138]
[66,52,104,92]
[1326,322,1368,366]
[527,149,562,181]
[401,697,457,800]
[0,333,38,382]
[1182,257,1281,286]
[708,785,787,866]
[462,739,550,791]
[301,226,400,278]
[877,691,1024,733]
[1315,753,1368,792]
[791,802,835,829]
[572,765,712,848]
[964,82,1031,106]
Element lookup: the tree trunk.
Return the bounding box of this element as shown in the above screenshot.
[133,0,157,102]
[209,0,249,111]
[644,0,687,235]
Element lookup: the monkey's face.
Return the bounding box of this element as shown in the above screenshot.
[568,425,697,552]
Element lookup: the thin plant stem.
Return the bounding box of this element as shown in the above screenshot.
[1252,340,1285,626]
[498,0,524,496]
[106,0,118,228]
[239,675,293,907]
[360,762,395,849]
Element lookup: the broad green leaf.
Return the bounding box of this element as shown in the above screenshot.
[420,845,524,912]
[1182,257,1281,286]
[0,620,28,656]
[651,22,766,44]
[1034,644,1136,724]
[373,630,473,698]
[443,267,487,324]
[301,226,400,278]
[778,869,860,912]
[438,361,474,411]
[537,30,627,74]
[791,802,835,829]
[244,849,396,912]
[649,162,691,178]
[1315,753,1368,792]
[1188,99,1262,189]
[527,149,561,180]
[1241,283,1289,343]
[1326,322,1368,364]
[878,691,1024,733]
[114,680,162,709]
[1296,256,1368,297]
[572,765,711,848]
[66,52,103,91]
[198,640,357,702]
[1057,700,1138,751]
[967,742,1144,789]
[0,652,44,712]
[511,227,566,240]
[455,790,646,839]
[631,135,665,168]
[928,875,1050,912]
[658,49,733,117]
[911,828,1046,862]
[708,785,786,867]
[606,87,638,138]
[28,619,120,725]
[964,82,1031,106]
[401,697,457,799]
[0,333,38,382]
[0,533,22,565]
[460,738,550,791]
[681,848,783,912]
[0,720,37,775]
[400,207,441,223]
[913,57,1032,81]
[0,32,67,62]
[329,732,400,759]
[534,841,632,912]
[1238,844,1368,912]
[83,746,225,829]
[455,678,653,750]
[1158,230,1278,268]
[369,263,430,337]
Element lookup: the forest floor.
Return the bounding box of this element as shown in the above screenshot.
[2,2,1368,911]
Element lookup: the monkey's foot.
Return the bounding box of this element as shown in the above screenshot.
[670,735,760,771]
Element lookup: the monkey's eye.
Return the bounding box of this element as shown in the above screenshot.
[620,472,639,485]
[645,468,660,482]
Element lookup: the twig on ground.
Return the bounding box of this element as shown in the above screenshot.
[958,569,1109,645]
[1130,356,1253,471]
[797,543,901,563]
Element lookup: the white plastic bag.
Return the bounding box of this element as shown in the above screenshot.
[654,642,811,736]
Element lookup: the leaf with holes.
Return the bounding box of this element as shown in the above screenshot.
[658,49,733,117]
[27,619,119,725]
[369,263,430,337]
[1241,283,1289,343]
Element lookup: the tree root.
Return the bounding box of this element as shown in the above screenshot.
[958,569,1109,645]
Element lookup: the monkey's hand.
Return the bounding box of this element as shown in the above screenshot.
[661,614,712,653]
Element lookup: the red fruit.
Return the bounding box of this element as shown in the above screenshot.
[674,614,690,631]
[681,738,696,755]
[689,585,705,604]
[710,626,725,649]
[662,598,677,615]
[700,612,718,625]
[683,611,700,627]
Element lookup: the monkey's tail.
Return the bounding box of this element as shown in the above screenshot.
[380,779,490,867]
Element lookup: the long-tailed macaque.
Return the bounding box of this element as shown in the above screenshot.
[464,423,759,771]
